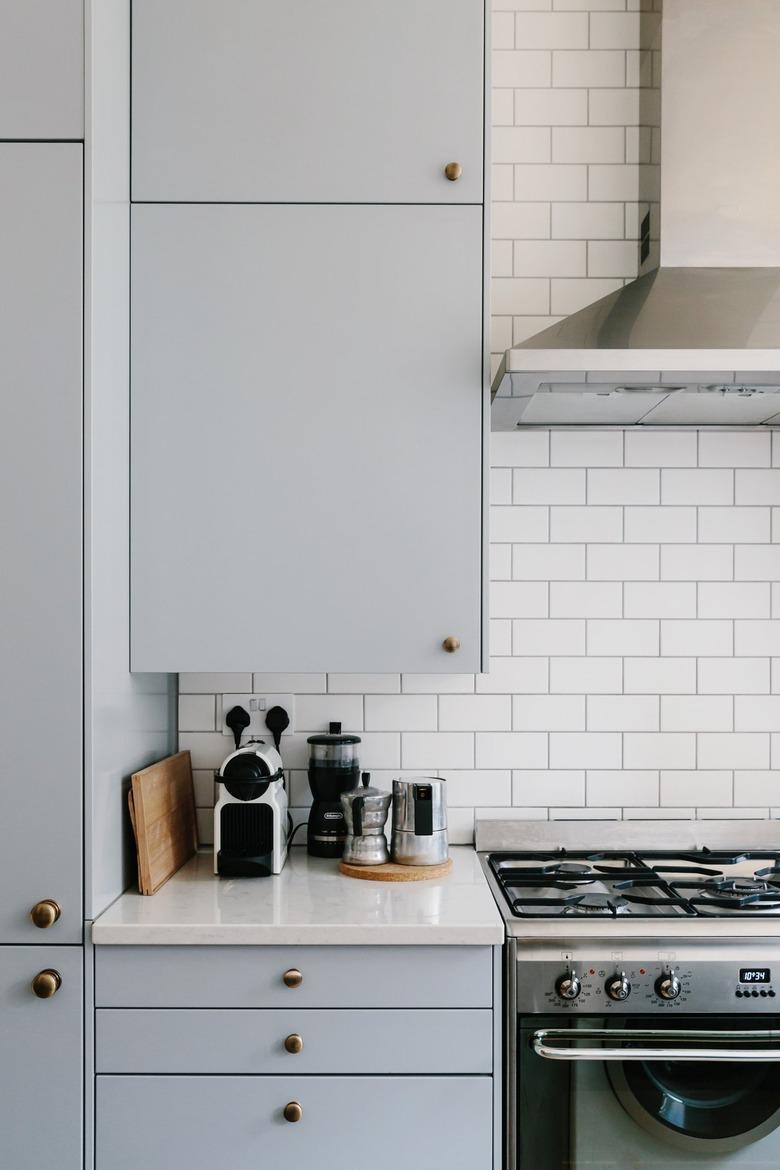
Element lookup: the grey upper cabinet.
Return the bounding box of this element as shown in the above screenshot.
[0,947,83,1170]
[0,1,84,139]
[0,145,83,942]
[131,0,484,203]
[131,203,484,673]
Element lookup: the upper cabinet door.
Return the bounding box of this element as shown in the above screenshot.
[0,1,84,139]
[0,146,83,942]
[131,203,484,674]
[131,0,484,203]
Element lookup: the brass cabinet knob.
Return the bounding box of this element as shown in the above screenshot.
[442,636,461,653]
[283,968,303,988]
[283,1101,303,1124]
[30,899,61,929]
[284,1033,304,1054]
[32,969,61,999]
[444,162,463,182]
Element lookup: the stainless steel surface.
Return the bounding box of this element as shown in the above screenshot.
[391,778,447,834]
[340,776,391,865]
[555,972,581,1001]
[391,827,449,866]
[605,972,631,1001]
[476,818,780,854]
[656,970,681,1000]
[533,1027,780,1062]
[341,832,390,866]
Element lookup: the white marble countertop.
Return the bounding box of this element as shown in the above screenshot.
[91,847,504,946]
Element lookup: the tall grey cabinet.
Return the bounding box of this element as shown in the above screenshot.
[129,0,489,675]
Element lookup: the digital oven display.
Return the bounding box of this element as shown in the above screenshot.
[739,968,771,984]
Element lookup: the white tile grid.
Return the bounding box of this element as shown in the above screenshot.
[181,432,780,843]
[490,2,662,376]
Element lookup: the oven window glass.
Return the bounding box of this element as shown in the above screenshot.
[518,1015,780,1169]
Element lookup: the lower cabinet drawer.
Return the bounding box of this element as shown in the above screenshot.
[94,944,493,1008]
[96,1075,493,1170]
[96,1007,492,1074]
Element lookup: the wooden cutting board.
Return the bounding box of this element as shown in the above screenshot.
[339,858,453,882]
[128,751,198,895]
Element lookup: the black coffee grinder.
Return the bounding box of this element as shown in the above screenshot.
[306,723,360,857]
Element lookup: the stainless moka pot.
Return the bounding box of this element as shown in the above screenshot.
[341,773,391,866]
[391,777,448,865]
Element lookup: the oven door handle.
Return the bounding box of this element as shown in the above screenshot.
[533,1028,780,1063]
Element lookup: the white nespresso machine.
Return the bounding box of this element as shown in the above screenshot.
[214,738,289,876]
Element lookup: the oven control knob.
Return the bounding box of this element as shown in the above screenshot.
[555,972,581,1000]
[606,972,631,1002]
[655,971,681,1001]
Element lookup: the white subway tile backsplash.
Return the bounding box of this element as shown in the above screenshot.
[491,619,514,656]
[514,163,587,201]
[550,731,622,768]
[514,618,586,655]
[514,239,586,277]
[587,695,658,730]
[445,771,512,807]
[550,277,623,315]
[699,433,771,468]
[514,87,587,125]
[513,467,585,503]
[492,49,552,87]
[551,201,625,240]
[736,470,780,505]
[660,771,733,807]
[491,544,513,580]
[625,507,697,544]
[623,733,696,769]
[735,545,780,581]
[364,695,437,732]
[476,732,548,768]
[698,734,770,770]
[440,695,513,731]
[477,656,549,694]
[551,430,624,466]
[734,695,780,731]
[698,508,770,544]
[513,769,585,805]
[490,468,513,505]
[490,581,549,618]
[551,506,623,542]
[550,656,623,693]
[661,469,733,506]
[328,674,400,694]
[493,126,551,163]
[492,201,551,239]
[296,694,364,731]
[698,583,770,619]
[402,733,473,769]
[734,772,779,806]
[490,505,549,542]
[550,581,622,617]
[698,658,770,695]
[588,770,658,806]
[180,672,252,694]
[553,50,626,87]
[660,620,732,657]
[588,87,641,126]
[624,657,697,694]
[515,11,590,46]
[587,544,659,580]
[402,673,475,694]
[552,127,626,164]
[513,693,586,729]
[588,619,658,656]
[588,469,658,505]
[590,11,642,48]
[661,544,733,581]
[513,543,585,580]
[624,432,697,467]
[735,621,780,657]
[252,673,326,693]
[660,695,733,732]
[491,430,549,467]
[587,241,640,278]
[178,694,216,732]
[624,583,696,619]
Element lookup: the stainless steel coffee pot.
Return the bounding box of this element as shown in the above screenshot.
[391,777,448,865]
[340,773,392,866]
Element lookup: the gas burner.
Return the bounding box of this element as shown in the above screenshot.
[704,877,774,898]
[564,893,630,916]
[542,861,594,877]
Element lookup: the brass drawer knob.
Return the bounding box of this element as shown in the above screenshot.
[30,899,61,929]
[442,636,461,653]
[32,969,61,999]
[283,968,303,988]
[284,1033,303,1054]
[444,161,463,182]
[284,1101,303,1124]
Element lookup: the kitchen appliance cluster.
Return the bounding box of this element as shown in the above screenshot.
[214,713,447,875]
[480,825,780,1170]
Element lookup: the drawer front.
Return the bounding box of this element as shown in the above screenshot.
[95,945,493,1008]
[97,1075,493,1170]
[96,1007,492,1074]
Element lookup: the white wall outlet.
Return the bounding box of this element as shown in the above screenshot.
[219,694,295,741]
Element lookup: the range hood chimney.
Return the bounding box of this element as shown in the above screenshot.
[494,0,780,427]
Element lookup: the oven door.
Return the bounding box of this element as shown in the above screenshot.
[517,1015,780,1169]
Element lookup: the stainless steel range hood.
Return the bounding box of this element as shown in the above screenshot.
[494,0,780,426]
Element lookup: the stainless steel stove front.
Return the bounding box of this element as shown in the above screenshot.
[506,939,780,1170]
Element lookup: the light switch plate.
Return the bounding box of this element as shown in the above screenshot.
[219,693,295,740]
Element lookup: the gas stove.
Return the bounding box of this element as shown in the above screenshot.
[489,850,780,919]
